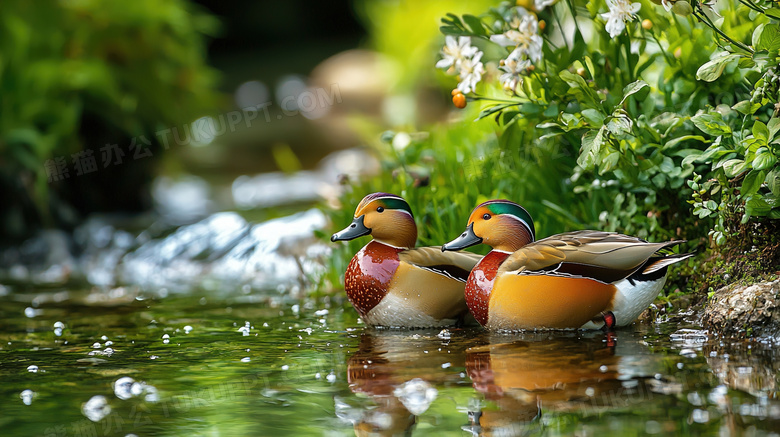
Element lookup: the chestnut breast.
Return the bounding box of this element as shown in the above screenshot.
[344,241,402,317]
[465,250,510,326]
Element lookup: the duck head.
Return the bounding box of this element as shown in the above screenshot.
[331,192,417,249]
[442,200,535,253]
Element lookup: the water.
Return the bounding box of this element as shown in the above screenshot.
[1,288,779,436]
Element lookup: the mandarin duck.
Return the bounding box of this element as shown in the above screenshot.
[442,200,692,330]
[331,193,482,328]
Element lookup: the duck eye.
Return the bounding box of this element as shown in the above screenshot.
[377,207,385,213]
[482,213,491,220]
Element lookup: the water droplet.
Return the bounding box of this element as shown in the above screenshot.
[441,362,451,369]
[314,309,329,316]
[599,365,608,373]
[162,334,170,344]
[241,357,251,363]
[585,387,595,397]
[27,365,38,373]
[114,377,137,400]
[20,389,35,405]
[326,372,336,383]
[291,304,300,314]
[315,373,321,379]
[92,342,102,349]
[281,365,289,370]
[82,395,111,422]
[393,378,437,415]
[184,325,193,334]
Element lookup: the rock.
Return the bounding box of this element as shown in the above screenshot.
[701,280,780,339]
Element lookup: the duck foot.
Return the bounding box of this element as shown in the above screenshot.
[600,311,616,332]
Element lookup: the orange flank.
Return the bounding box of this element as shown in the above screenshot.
[487,275,616,330]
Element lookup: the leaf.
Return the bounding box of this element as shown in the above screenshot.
[755,23,780,52]
[462,15,486,36]
[721,158,747,177]
[741,170,765,197]
[766,8,780,21]
[439,25,470,36]
[696,53,740,82]
[753,147,777,170]
[578,128,606,168]
[732,100,761,115]
[768,117,780,140]
[619,80,649,106]
[663,135,706,150]
[581,108,605,126]
[767,169,780,196]
[606,114,632,136]
[746,197,772,217]
[691,113,732,136]
[753,121,769,141]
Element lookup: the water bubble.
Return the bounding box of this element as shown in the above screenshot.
[114,377,137,400]
[437,329,452,340]
[92,342,102,349]
[53,321,65,337]
[263,323,269,327]
[315,373,321,379]
[144,385,159,403]
[162,334,170,344]
[27,365,39,373]
[20,389,35,405]
[314,309,329,316]
[291,304,300,314]
[104,340,113,346]
[599,365,608,373]
[326,372,336,383]
[394,378,437,415]
[281,365,289,371]
[101,335,108,341]
[645,420,661,434]
[441,362,452,369]
[184,325,193,334]
[82,395,111,422]
[24,307,41,318]
[585,387,595,397]
[241,357,251,363]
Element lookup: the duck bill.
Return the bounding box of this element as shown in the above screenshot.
[442,223,483,252]
[331,215,371,242]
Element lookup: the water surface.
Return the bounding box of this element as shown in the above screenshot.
[1,288,778,436]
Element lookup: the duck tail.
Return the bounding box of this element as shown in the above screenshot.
[641,253,695,275]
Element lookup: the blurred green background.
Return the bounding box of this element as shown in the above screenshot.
[0,0,499,243]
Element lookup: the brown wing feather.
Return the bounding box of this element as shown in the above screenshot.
[498,230,685,282]
[399,247,482,281]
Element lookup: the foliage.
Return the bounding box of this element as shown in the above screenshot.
[0,0,221,235]
[430,0,779,249]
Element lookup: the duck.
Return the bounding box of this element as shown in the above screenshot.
[331,192,482,328]
[441,199,693,330]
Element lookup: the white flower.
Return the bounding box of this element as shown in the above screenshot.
[661,0,673,11]
[490,12,543,63]
[435,36,478,74]
[499,57,531,93]
[535,0,556,11]
[601,0,641,38]
[456,51,484,94]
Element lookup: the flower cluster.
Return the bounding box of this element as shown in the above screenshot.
[601,0,641,38]
[435,36,485,94]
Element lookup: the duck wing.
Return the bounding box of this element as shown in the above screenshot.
[400,247,483,282]
[497,230,686,284]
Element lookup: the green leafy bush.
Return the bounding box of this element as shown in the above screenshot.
[431,0,779,248]
[0,0,221,237]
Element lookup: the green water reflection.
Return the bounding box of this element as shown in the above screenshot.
[1,289,778,436]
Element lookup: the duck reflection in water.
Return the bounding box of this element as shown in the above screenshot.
[464,332,656,436]
[343,330,471,436]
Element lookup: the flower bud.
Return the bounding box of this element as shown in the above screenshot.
[539,20,546,31]
[642,19,653,30]
[672,0,693,16]
[674,47,682,59]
